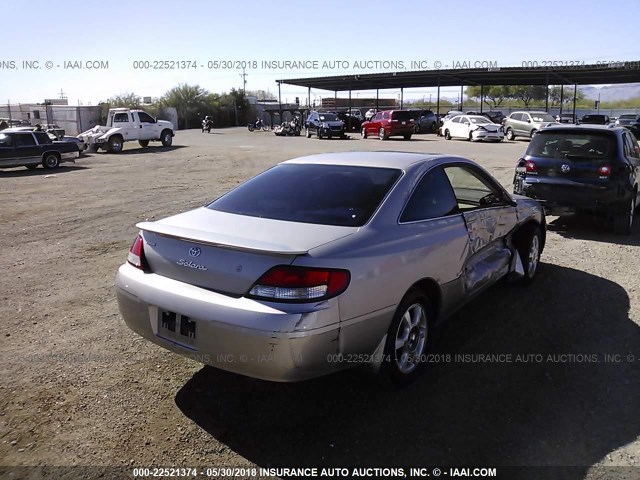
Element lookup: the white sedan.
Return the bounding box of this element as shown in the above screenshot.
[442,115,504,142]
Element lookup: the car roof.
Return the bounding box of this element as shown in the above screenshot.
[3,127,35,132]
[540,124,621,134]
[282,151,451,169]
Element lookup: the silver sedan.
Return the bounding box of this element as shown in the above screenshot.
[116,152,545,385]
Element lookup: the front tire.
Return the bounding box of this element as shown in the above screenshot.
[506,128,515,141]
[25,164,38,170]
[403,133,412,140]
[361,127,367,139]
[42,152,60,169]
[444,129,451,140]
[378,127,388,140]
[306,128,311,138]
[107,135,123,153]
[530,129,537,138]
[515,225,543,285]
[160,130,173,147]
[381,290,433,386]
[138,140,149,148]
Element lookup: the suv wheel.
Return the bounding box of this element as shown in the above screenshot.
[612,195,636,235]
[379,127,388,140]
[506,128,515,141]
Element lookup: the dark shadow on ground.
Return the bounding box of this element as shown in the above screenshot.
[99,145,188,156]
[548,214,640,247]
[0,165,89,177]
[176,264,639,478]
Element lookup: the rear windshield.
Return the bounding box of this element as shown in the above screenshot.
[208,163,402,227]
[391,111,412,120]
[619,114,637,120]
[526,132,617,160]
[531,113,556,123]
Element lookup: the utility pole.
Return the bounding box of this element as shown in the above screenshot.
[59,89,66,100]
[239,68,247,94]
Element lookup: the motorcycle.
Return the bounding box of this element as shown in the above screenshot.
[274,119,301,136]
[201,118,213,133]
[248,119,269,132]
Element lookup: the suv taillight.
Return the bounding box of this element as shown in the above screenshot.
[525,160,537,173]
[597,164,611,177]
[248,266,350,302]
[127,234,147,270]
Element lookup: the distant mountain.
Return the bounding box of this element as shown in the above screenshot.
[580,83,640,102]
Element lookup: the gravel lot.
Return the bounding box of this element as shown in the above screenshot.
[1,128,639,478]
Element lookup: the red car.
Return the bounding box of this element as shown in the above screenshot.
[361,110,414,140]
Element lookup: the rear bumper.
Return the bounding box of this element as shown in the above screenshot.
[115,264,342,382]
[385,125,414,136]
[515,177,624,214]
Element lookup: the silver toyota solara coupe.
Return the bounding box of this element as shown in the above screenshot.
[116,152,545,385]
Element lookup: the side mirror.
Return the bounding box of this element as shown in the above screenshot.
[527,119,531,123]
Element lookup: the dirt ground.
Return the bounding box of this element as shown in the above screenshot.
[1,128,639,478]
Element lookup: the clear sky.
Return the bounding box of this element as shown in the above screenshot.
[1,0,639,105]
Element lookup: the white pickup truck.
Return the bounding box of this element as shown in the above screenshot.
[78,108,174,153]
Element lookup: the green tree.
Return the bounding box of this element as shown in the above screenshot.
[107,92,141,108]
[549,86,585,106]
[509,85,548,108]
[466,85,512,109]
[160,84,208,129]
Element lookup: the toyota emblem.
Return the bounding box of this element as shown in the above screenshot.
[189,247,201,257]
[561,164,571,173]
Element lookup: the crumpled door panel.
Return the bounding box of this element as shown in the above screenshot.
[462,208,517,293]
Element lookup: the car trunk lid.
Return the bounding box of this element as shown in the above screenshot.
[137,207,357,295]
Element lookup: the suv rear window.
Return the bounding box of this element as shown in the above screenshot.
[391,111,412,121]
[526,132,617,161]
[208,164,402,227]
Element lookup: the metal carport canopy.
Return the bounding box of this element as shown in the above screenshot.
[277,62,640,92]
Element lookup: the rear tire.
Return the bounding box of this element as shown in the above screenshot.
[612,195,636,235]
[42,152,60,169]
[380,290,434,387]
[361,127,367,139]
[25,164,38,170]
[138,140,149,148]
[403,134,412,140]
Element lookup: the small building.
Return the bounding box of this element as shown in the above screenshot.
[0,103,102,136]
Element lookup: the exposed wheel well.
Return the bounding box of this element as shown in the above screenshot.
[42,150,61,159]
[409,278,441,320]
[160,128,174,138]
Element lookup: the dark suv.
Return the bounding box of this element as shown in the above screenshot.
[407,109,438,133]
[579,114,610,125]
[513,125,640,234]
[305,111,346,139]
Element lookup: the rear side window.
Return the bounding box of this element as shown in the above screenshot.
[391,111,412,120]
[208,164,402,227]
[401,167,459,222]
[34,132,51,144]
[526,132,617,160]
[114,113,129,123]
[511,113,522,121]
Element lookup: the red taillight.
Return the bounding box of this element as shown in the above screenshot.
[127,234,146,270]
[525,160,537,173]
[248,266,350,302]
[597,164,611,177]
